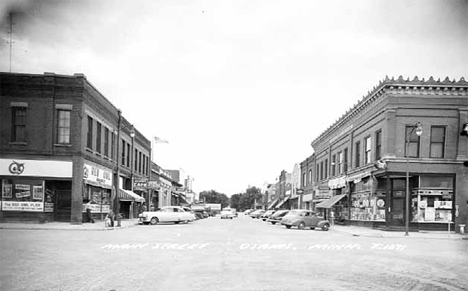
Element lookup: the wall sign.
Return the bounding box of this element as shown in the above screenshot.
[83,162,113,189]
[0,159,72,178]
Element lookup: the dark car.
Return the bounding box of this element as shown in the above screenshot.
[260,210,277,221]
[281,210,330,231]
[267,210,289,225]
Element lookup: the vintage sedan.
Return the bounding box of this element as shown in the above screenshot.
[220,210,235,219]
[249,209,266,219]
[267,210,289,225]
[260,210,276,221]
[139,206,196,225]
[281,210,330,231]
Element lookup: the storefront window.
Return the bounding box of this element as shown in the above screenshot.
[412,175,453,223]
[2,178,44,211]
[350,177,385,221]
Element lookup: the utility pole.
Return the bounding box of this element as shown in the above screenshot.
[8,12,14,72]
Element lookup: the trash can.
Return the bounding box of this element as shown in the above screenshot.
[459,224,466,234]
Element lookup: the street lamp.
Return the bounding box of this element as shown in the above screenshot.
[405,122,422,236]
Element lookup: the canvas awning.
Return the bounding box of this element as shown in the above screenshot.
[302,194,313,202]
[315,194,347,209]
[118,189,145,203]
[267,198,280,209]
[275,196,290,209]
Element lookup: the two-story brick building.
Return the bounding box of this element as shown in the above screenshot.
[0,72,150,224]
[309,76,468,231]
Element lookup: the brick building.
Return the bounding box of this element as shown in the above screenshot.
[309,76,468,231]
[299,154,315,210]
[0,72,150,224]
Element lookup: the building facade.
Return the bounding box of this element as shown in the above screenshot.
[300,154,315,210]
[310,76,468,231]
[0,72,149,224]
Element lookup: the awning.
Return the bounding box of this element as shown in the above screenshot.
[275,196,290,209]
[302,194,313,202]
[267,198,280,209]
[315,194,347,209]
[118,189,145,203]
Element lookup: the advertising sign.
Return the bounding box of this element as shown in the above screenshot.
[33,186,44,200]
[134,179,148,190]
[83,162,113,189]
[0,159,72,178]
[45,202,54,212]
[2,201,44,212]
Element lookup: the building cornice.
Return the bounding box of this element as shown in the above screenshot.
[311,76,468,148]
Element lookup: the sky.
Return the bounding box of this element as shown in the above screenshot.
[1,0,467,196]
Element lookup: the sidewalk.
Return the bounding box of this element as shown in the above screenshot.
[0,219,141,231]
[331,225,467,240]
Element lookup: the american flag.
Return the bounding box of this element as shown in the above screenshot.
[154,136,169,144]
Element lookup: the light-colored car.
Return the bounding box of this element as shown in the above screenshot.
[220,210,235,219]
[139,206,196,225]
[281,210,330,230]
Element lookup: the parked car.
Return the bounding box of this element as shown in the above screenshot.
[280,210,330,231]
[267,210,289,225]
[249,209,266,219]
[139,206,196,225]
[220,210,235,219]
[260,210,276,221]
[243,209,254,215]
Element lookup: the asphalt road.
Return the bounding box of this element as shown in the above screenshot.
[1,214,467,291]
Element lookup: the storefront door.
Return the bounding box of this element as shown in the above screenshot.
[55,189,71,222]
[389,197,405,226]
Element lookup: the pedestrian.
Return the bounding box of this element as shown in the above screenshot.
[107,210,115,227]
[85,201,95,223]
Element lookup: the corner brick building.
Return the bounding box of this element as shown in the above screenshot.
[307,76,468,232]
[0,72,150,224]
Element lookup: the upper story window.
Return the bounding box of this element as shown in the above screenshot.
[430,126,445,158]
[86,116,93,149]
[338,151,343,174]
[364,136,372,164]
[121,139,126,166]
[308,170,312,185]
[320,161,324,180]
[316,165,319,181]
[405,126,421,158]
[57,110,71,144]
[134,149,138,171]
[96,122,102,154]
[104,128,109,157]
[375,130,382,160]
[355,141,361,168]
[331,155,336,176]
[126,143,131,167]
[11,107,27,142]
[111,133,115,160]
[302,173,306,187]
[344,148,348,172]
[139,152,142,174]
[324,159,328,179]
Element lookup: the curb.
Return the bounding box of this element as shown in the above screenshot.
[0,223,140,231]
[331,229,465,240]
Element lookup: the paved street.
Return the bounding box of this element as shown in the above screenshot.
[1,214,468,291]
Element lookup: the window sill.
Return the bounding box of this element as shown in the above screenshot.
[85,147,94,153]
[9,142,27,146]
[54,144,72,147]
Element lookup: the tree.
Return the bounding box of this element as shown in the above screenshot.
[199,190,229,208]
[236,186,263,210]
[230,194,241,211]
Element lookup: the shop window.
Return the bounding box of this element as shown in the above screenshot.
[104,128,109,157]
[12,107,27,142]
[355,141,361,168]
[331,155,336,176]
[87,116,93,149]
[430,126,445,158]
[2,178,45,212]
[375,130,382,160]
[364,136,372,164]
[96,122,102,154]
[405,126,421,158]
[57,110,71,144]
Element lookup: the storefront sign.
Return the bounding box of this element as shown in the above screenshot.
[147,181,160,190]
[82,204,110,213]
[134,179,148,190]
[2,184,12,198]
[83,162,113,189]
[45,202,54,212]
[0,159,72,178]
[2,201,44,212]
[33,186,44,200]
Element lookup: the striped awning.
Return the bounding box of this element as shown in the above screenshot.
[267,198,280,209]
[118,189,145,203]
[315,194,346,209]
[275,196,290,209]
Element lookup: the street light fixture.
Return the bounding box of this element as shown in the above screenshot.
[405,122,422,236]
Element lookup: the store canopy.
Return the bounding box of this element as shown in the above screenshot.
[302,194,313,202]
[275,196,290,209]
[315,194,346,209]
[118,189,145,203]
[267,198,280,209]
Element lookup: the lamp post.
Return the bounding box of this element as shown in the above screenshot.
[405,122,423,236]
[112,109,135,226]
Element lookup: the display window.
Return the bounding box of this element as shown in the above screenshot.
[350,177,385,221]
[411,175,453,223]
[82,185,110,213]
[1,178,45,211]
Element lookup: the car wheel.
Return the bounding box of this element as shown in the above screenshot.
[150,217,159,225]
[271,222,276,225]
[184,220,189,224]
[310,227,315,230]
[230,217,233,219]
[322,223,330,231]
[298,222,306,230]
[286,225,292,229]
[174,221,180,224]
